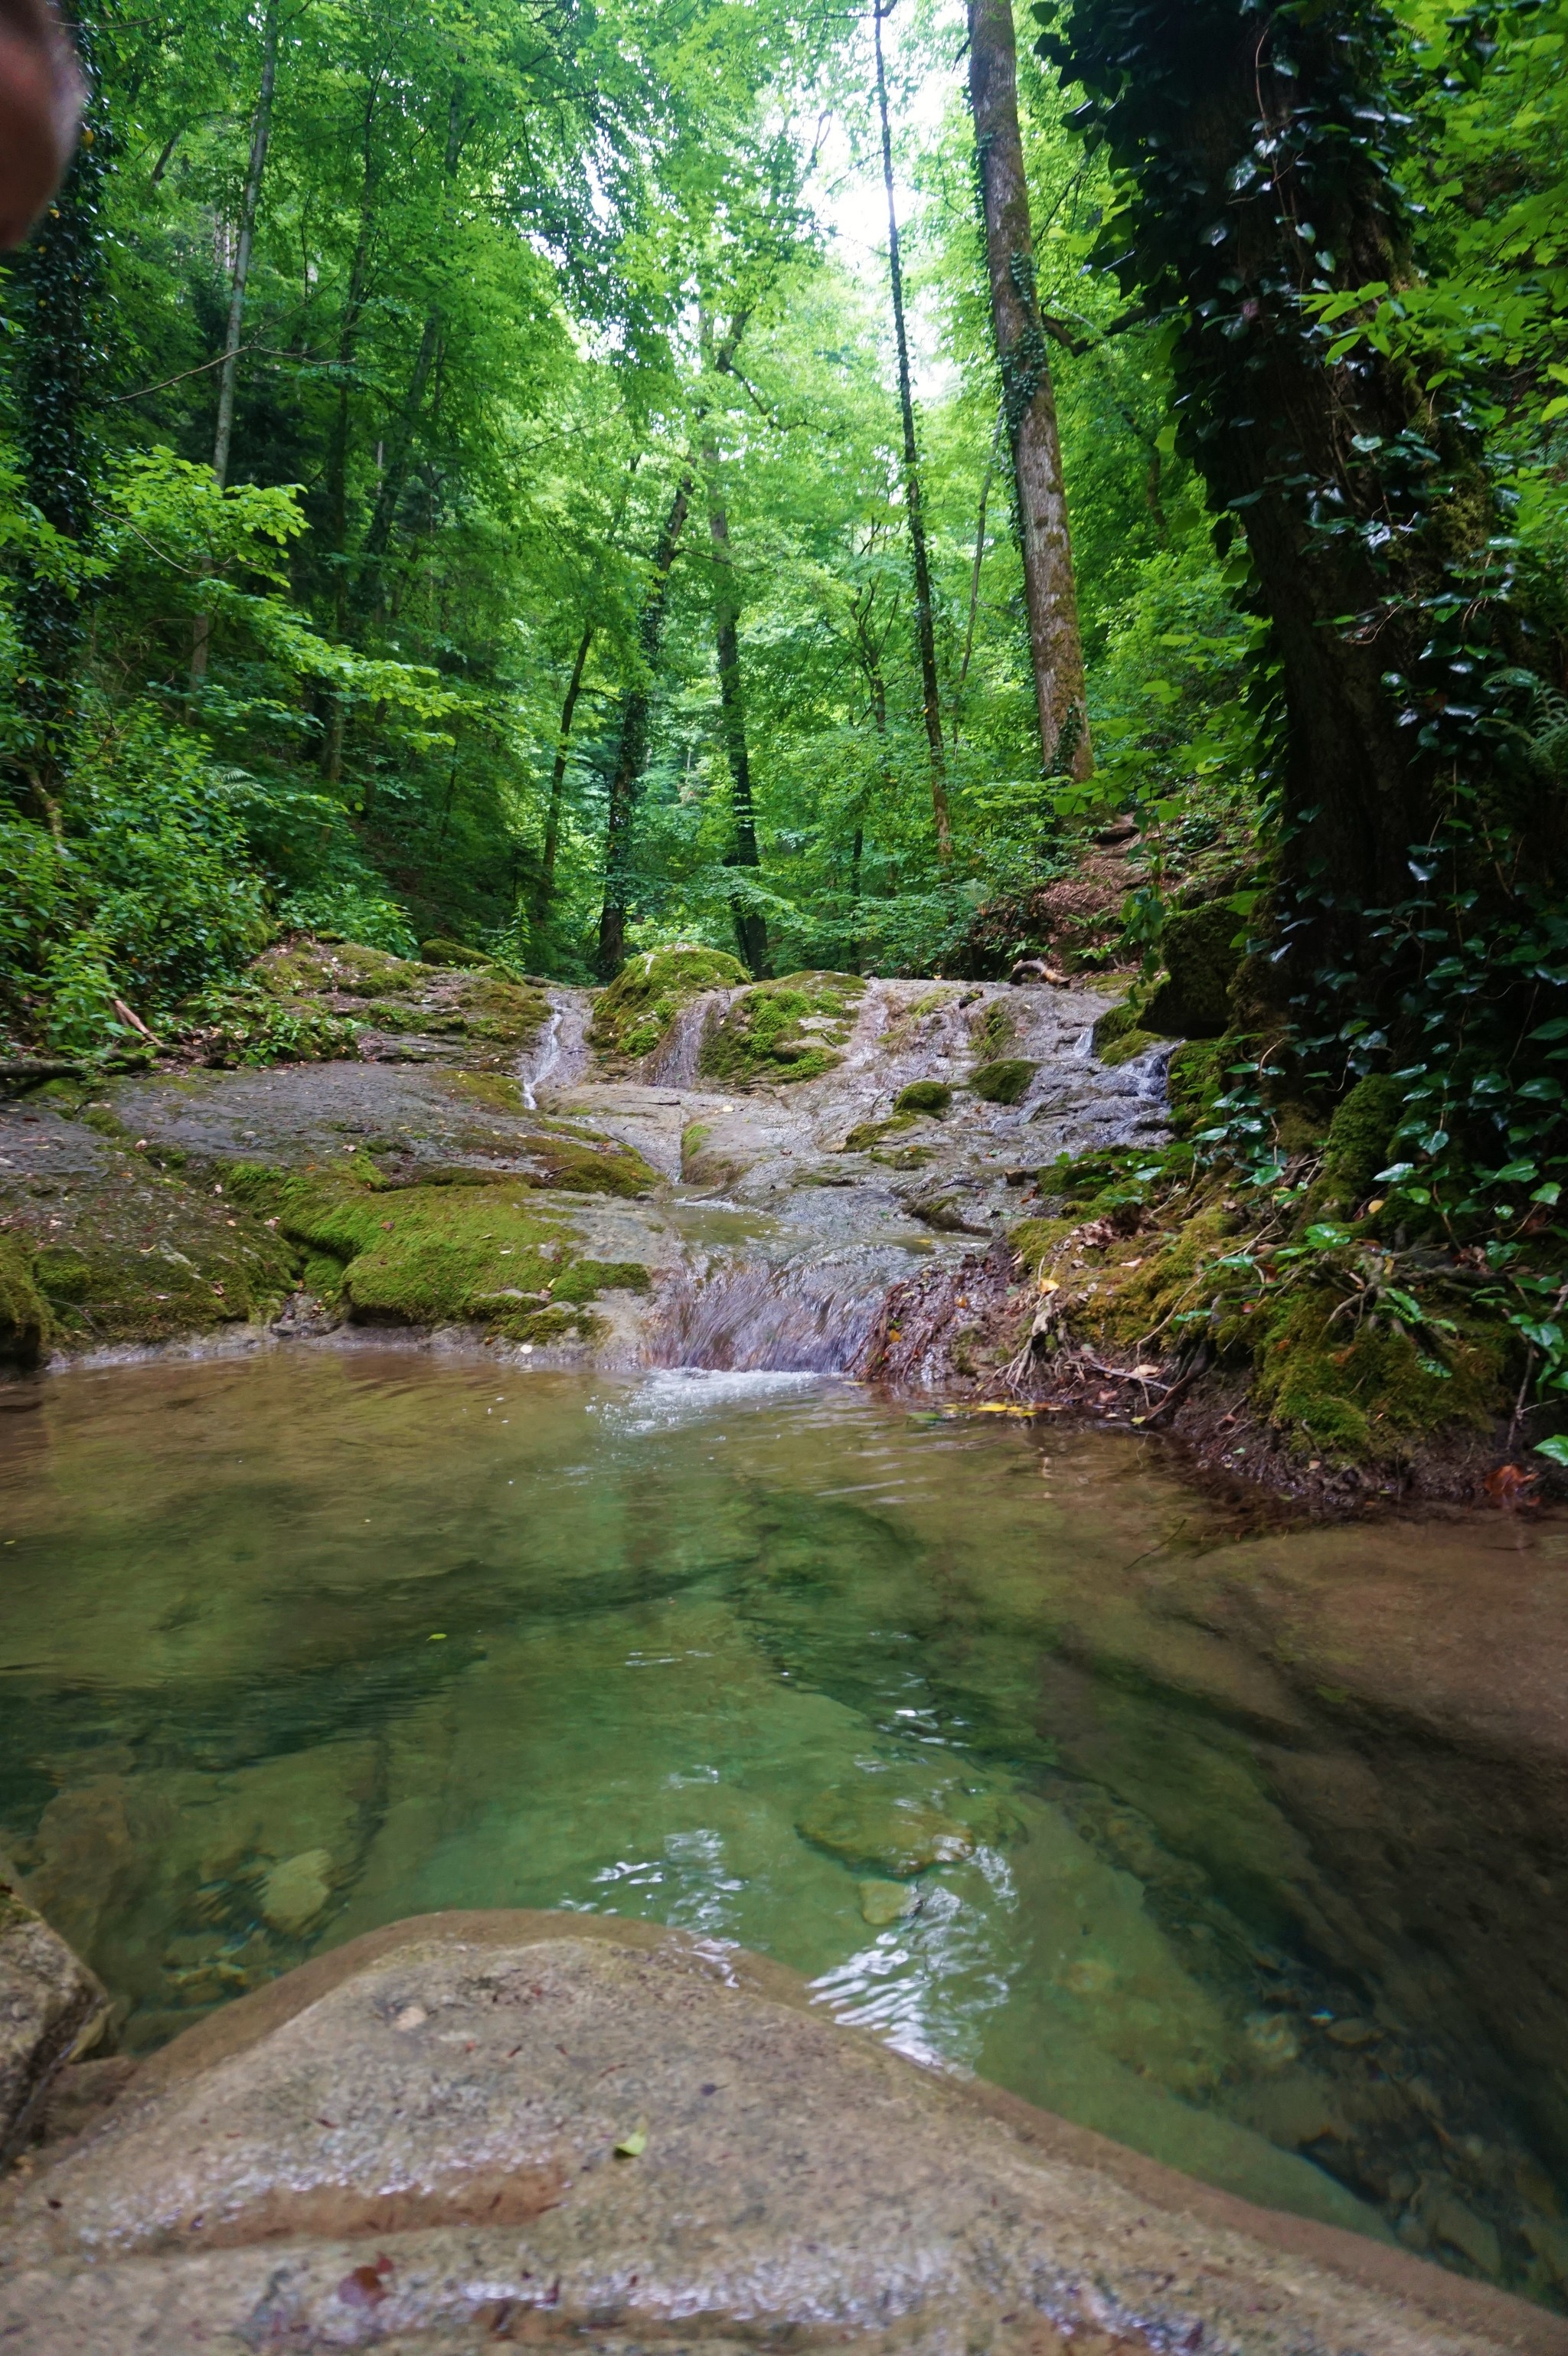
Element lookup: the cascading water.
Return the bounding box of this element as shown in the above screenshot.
[651,1255,897,1374]
[643,988,738,1087]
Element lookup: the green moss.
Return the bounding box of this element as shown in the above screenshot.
[257,940,429,1000]
[23,1202,299,1348]
[1320,1073,1406,1205]
[0,1231,49,1366]
[1142,900,1243,1036]
[1167,1040,1225,1138]
[590,946,750,1064]
[894,1080,952,1115]
[976,1000,1015,1059]
[421,936,492,966]
[701,972,865,1088]
[235,1164,638,1334]
[1091,992,1148,1054]
[523,1125,657,1197]
[969,1058,1037,1106]
[1099,1028,1162,1068]
[1252,1288,1508,1459]
[1008,1215,1074,1273]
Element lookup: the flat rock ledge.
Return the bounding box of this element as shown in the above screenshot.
[1,1913,1563,2356]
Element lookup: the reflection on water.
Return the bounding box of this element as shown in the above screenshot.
[2,1354,1567,2302]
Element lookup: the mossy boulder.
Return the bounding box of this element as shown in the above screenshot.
[227,1164,648,1337]
[1320,1073,1406,1207]
[1142,902,1243,1037]
[0,1233,48,1367]
[894,1081,951,1116]
[969,1058,1037,1106]
[701,972,865,1088]
[421,937,493,968]
[590,946,750,1065]
[256,940,430,1001]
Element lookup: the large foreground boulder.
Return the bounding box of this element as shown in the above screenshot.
[2,1911,1563,2356]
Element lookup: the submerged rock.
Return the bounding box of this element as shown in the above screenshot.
[1,1911,1559,2356]
[797,1786,990,1876]
[0,1885,104,2162]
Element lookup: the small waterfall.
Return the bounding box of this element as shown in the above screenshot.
[645,989,735,1088]
[651,1258,890,1374]
[520,1006,561,1109]
[519,988,592,1107]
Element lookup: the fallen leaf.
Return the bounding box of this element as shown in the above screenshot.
[614,2122,648,2158]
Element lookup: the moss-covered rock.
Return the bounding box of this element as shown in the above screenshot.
[232,937,547,1072]
[256,940,430,1001]
[590,946,750,1065]
[0,1233,48,1366]
[1251,1287,1508,1461]
[226,1163,648,1337]
[969,1058,1037,1106]
[1099,1029,1163,1069]
[1142,902,1243,1037]
[701,972,864,1088]
[894,1080,952,1115]
[421,937,493,968]
[1320,1073,1406,1207]
[1167,1041,1226,1139]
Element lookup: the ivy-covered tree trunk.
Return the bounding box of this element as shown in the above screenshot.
[1040,0,1563,1004]
[596,472,691,981]
[968,0,1089,779]
[191,0,279,685]
[10,7,105,830]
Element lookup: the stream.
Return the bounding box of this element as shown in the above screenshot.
[4,1350,1568,2305]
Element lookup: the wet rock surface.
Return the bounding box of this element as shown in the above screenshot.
[0,959,1169,1375]
[0,1884,103,2163]
[4,1910,1564,2356]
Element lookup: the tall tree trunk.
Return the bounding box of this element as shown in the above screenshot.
[534,618,593,927]
[191,0,278,682]
[968,0,1089,779]
[351,84,463,624]
[319,74,384,780]
[702,428,769,976]
[532,454,643,934]
[874,2,952,860]
[953,409,1004,750]
[12,5,106,831]
[596,473,692,980]
[1044,0,1565,1077]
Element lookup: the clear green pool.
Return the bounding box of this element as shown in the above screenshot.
[2,1352,1564,2296]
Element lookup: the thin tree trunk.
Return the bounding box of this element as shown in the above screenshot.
[702,420,768,976]
[596,472,692,981]
[534,618,593,926]
[874,1,952,858]
[953,408,1004,750]
[532,453,643,933]
[967,0,1089,778]
[191,0,278,682]
[319,74,383,779]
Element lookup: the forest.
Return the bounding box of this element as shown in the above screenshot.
[2,0,1568,1449]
